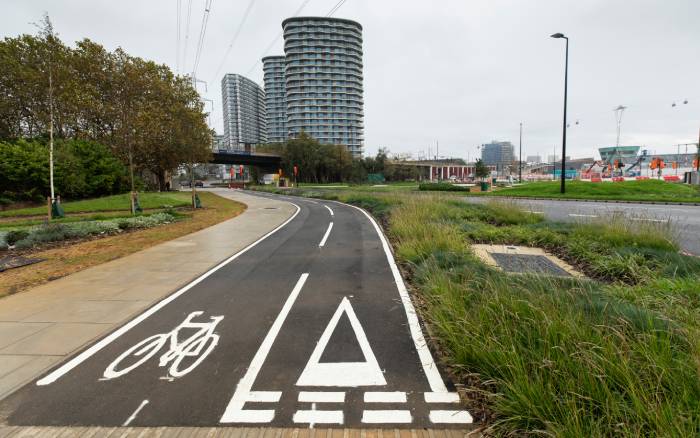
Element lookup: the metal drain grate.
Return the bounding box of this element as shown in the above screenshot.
[488,253,572,277]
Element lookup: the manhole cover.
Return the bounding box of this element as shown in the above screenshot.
[488,253,572,277]
[0,255,44,272]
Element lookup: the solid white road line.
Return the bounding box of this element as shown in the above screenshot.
[568,213,598,218]
[293,409,344,425]
[424,392,460,403]
[220,273,309,423]
[324,205,334,216]
[123,400,149,426]
[629,217,667,223]
[344,203,449,393]
[361,410,412,424]
[429,410,473,424]
[298,391,345,403]
[363,392,407,403]
[36,202,302,386]
[318,222,333,247]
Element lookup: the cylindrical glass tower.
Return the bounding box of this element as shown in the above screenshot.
[282,17,364,157]
[262,56,287,144]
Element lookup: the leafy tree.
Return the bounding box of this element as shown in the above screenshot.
[474,158,491,180]
[0,20,211,192]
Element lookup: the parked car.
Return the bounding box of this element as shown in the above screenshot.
[195,180,204,188]
[180,180,191,187]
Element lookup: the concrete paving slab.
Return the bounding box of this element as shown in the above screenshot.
[0,190,295,402]
[0,323,112,356]
[0,323,51,350]
[21,300,150,324]
[0,356,58,399]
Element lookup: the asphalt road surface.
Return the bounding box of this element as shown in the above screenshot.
[465,197,700,255]
[0,192,471,428]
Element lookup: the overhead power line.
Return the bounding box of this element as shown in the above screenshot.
[244,0,314,78]
[326,0,347,17]
[176,0,182,73]
[182,0,194,73]
[211,0,258,83]
[192,0,214,79]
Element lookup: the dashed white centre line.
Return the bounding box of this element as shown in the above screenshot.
[319,222,333,247]
[629,217,668,223]
[123,399,149,426]
[324,205,334,216]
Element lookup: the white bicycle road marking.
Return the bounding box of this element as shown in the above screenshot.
[103,311,223,380]
[123,400,149,426]
[36,202,301,386]
[318,222,333,247]
[296,297,386,387]
[324,205,334,216]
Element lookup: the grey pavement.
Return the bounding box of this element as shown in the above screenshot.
[465,197,700,255]
[0,189,296,402]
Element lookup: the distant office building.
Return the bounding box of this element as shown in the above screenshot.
[262,56,287,143]
[481,141,514,167]
[211,134,226,151]
[526,155,542,164]
[547,154,560,163]
[221,73,267,150]
[282,17,364,157]
[598,146,641,164]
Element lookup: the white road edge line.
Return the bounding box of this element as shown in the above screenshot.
[341,202,449,393]
[123,399,149,426]
[36,201,302,386]
[324,205,334,216]
[220,273,310,423]
[318,222,333,247]
[568,213,598,218]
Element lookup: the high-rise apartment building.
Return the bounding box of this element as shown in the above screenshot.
[481,141,515,167]
[221,73,267,150]
[281,17,364,157]
[262,56,287,144]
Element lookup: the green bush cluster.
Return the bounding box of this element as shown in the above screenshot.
[0,139,130,203]
[8,213,174,250]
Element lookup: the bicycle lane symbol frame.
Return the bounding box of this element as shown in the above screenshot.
[101,311,224,381]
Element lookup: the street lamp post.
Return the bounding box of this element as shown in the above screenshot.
[519,122,523,183]
[551,32,569,193]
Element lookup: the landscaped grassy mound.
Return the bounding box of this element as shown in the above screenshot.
[485,179,700,203]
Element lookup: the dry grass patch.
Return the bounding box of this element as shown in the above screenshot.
[0,192,245,297]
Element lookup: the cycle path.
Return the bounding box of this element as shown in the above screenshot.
[0,191,475,430]
[0,190,296,402]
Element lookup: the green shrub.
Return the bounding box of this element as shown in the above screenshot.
[5,229,30,245]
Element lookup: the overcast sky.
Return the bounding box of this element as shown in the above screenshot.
[3,0,699,160]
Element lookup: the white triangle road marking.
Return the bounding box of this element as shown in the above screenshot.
[296,297,386,387]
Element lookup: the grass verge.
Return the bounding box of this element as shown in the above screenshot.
[250,186,700,436]
[477,179,700,203]
[0,192,192,217]
[0,192,245,298]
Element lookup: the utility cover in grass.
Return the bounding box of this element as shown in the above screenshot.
[471,244,583,278]
[489,253,572,276]
[0,255,44,272]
